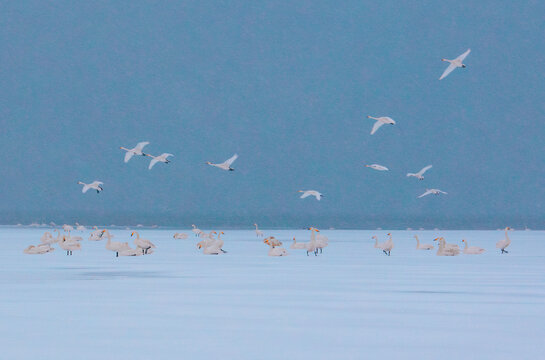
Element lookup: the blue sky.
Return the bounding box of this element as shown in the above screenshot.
[0,1,544,228]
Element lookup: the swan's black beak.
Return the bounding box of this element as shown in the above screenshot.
[229,168,234,171]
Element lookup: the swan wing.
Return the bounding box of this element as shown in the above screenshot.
[418,190,433,198]
[135,141,150,152]
[81,184,90,193]
[300,191,311,199]
[223,153,238,166]
[149,158,159,170]
[418,165,432,176]
[439,63,457,80]
[456,48,471,62]
[124,151,135,163]
[370,120,384,135]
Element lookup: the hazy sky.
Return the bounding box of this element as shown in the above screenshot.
[1,1,544,228]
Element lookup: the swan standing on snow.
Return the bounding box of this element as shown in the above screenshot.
[173,233,189,239]
[365,164,389,171]
[120,141,150,163]
[88,226,104,241]
[206,154,238,171]
[304,228,320,256]
[290,237,307,250]
[254,223,264,237]
[59,236,81,255]
[315,233,329,254]
[40,231,56,244]
[434,237,460,256]
[407,165,432,180]
[418,189,447,198]
[376,233,394,256]
[462,239,485,254]
[146,153,173,170]
[131,231,156,254]
[103,230,129,257]
[191,224,203,237]
[367,116,396,135]
[439,49,471,80]
[415,235,434,250]
[496,227,512,254]
[78,181,103,194]
[298,190,323,201]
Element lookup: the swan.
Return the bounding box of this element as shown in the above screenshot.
[63,224,74,232]
[372,235,380,248]
[88,226,104,241]
[254,223,264,237]
[24,244,55,254]
[197,232,224,255]
[264,236,283,247]
[75,223,86,231]
[65,230,83,242]
[215,231,227,253]
[496,227,512,254]
[78,181,103,194]
[103,230,129,257]
[268,243,289,256]
[59,235,81,255]
[439,49,470,80]
[120,141,150,163]
[118,245,153,256]
[40,231,56,244]
[206,154,238,171]
[415,235,434,250]
[407,165,432,180]
[173,233,189,239]
[298,190,323,200]
[367,116,396,135]
[418,188,447,198]
[290,237,306,249]
[303,228,320,256]
[146,153,173,170]
[434,237,460,256]
[462,239,485,254]
[365,164,389,171]
[131,231,156,254]
[191,224,203,237]
[374,234,393,255]
[315,233,329,254]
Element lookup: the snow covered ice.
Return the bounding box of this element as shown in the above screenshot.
[1,227,544,359]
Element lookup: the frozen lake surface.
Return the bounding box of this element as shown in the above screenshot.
[1,228,544,359]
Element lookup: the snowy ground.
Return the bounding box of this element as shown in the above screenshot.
[1,227,544,360]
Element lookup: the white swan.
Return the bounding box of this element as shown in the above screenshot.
[439,49,470,80]
[118,245,153,256]
[264,236,283,247]
[146,153,173,169]
[103,230,129,257]
[65,230,83,242]
[268,243,289,256]
[298,190,323,200]
[40,231,56,244]
[88,226,104,241]
[206,154,238,171]
[365,164,389,171]
[367,116,396,135]
[24,244,55,254]
[78,181,103,194]
[254,223,264,237]
[197,232,224,255]
[434,237,460,256]
[62,224,74,232]
[407,165,432,180]
[191,224,203,237]
[290,237,306,249]
[120,141,150,163]
[131,231,156,254]
[418,188,447,198]
[462,239,485,254]
[381,233,394,256]
[315,233,329,254]
[59,235,81,255]
[496,227,512,254]
[415,235,434,250]
[303,228,320,256]
[75,223,86,231]
[173,233,189,239]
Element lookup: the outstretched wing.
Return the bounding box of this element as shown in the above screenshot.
[149,158,159,170]
[418,190,432,198]
[300,191,311,199]
[370,121,384,135]
[439,63,457,80]
[418,165,433,176]
[439,190,448,195]
[314,193,321,201]
[135,141,150,152]
[91,181,103,186]
[82,185,90,193]
[223,154,238,166]
[124,151,135,163]
[456,48,471,62]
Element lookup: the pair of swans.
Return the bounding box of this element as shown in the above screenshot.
[197,231,226,255]
[24,243,55,254]
[434,238,460,256]
[373,234,394,256]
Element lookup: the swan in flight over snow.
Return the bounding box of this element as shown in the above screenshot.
[365,164,389,171]
[78,181,103,194]
[120,141,150,163]
[439,49,470,80]
[206,154,238,171]
[367,116,396,135]
[407,165,432,180]
[418,189,447,198]
[298,190,323,201]
[146,153,173,169]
